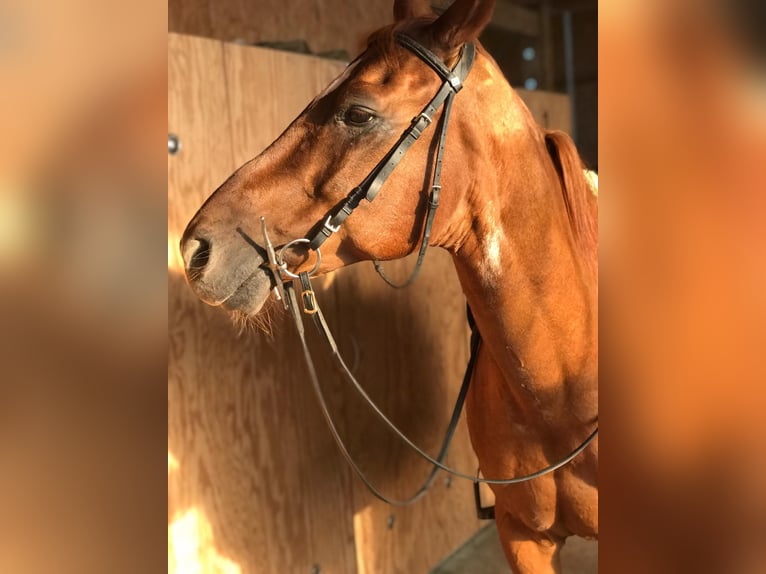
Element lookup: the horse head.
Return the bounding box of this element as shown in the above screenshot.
[180,0,501,316]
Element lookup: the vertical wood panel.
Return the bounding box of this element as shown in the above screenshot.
[223,45,346,167]
[168,33,245,574]
[223,42,361,574]
[518,88,573,133]
[326,253,484,574]
[169,34,358,574]
[168,34,235,240]
[169,0,391,58]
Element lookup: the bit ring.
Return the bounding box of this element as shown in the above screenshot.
[277,238,322,279]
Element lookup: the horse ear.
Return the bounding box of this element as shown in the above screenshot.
[393,0,433,21]
[430,0,495,49]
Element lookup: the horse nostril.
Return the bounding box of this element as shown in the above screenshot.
[191,238,210,268]
[182,237,211,280]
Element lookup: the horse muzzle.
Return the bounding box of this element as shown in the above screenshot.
[180,220,272,314]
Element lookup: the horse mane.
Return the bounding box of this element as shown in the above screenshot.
[363,25,598,270]
[544,130,598,269]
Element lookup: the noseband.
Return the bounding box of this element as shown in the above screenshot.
[260,34,598,507]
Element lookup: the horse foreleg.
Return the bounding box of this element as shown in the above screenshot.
[496,513,563,574]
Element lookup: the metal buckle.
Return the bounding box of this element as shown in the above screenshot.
[322,214,341,234]
[301,289,318,315]
[410,113,432,139]
[473,468,495,520]
[412,112,432,126]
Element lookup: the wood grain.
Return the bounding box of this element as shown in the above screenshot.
[170,34,358,574]
[223,44,347,168]
[326,253,484,574]
[170,0,392,58]
[225,41,360,574]
[517,88,573,133]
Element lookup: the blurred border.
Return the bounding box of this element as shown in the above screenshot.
[0,0,167,572]
[1,0,764,571]
[600,0,766,571]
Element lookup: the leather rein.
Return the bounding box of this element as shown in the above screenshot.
[259,34,598,507]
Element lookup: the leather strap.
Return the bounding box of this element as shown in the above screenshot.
[290,272,599,490]
[307,39,476,251]
[275,35,598,505]
[373,89,455,287]
[371,39,472,286]
[396,33,456,84]
[286,280,475,506]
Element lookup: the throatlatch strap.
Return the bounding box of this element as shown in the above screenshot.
[373,89,456,287]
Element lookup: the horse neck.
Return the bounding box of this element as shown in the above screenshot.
[442,79,598,423]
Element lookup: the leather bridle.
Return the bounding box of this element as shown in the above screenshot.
[259,34,598,507]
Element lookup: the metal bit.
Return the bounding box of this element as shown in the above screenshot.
[260,217,289,309]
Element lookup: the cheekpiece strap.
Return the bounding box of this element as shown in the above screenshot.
[306,37,475,251]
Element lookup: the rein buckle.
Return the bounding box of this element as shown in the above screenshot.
[413,112,432,126]
[301,289,318,315]
[322,214,341,234]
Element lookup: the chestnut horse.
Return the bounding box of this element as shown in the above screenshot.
[180,0,598,571]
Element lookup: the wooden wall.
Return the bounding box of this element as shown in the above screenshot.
[168,0,391,57]
[168,33,571,574]
[168,0,593,162]
[168,0,543,58]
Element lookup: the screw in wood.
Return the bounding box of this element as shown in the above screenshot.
[168,133,181,155]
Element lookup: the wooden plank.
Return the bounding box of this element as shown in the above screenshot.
[330,251,484,574]
[168,0,214,40]
[170,0,392,58]
[223,45,347,167]
[517,88,573,133]
[222,41,361,574]
[168,34,235,244]
[540,0,556,90]
[169,0,543,56]
[223,44,488,574]
[169,32,247,574]
[492,0,541,37]
[170,34,362,574]
[221,41,486,573]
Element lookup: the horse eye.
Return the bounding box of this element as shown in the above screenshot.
[343,107,374,126]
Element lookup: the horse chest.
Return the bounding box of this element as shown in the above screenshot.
[465,350,598,538]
